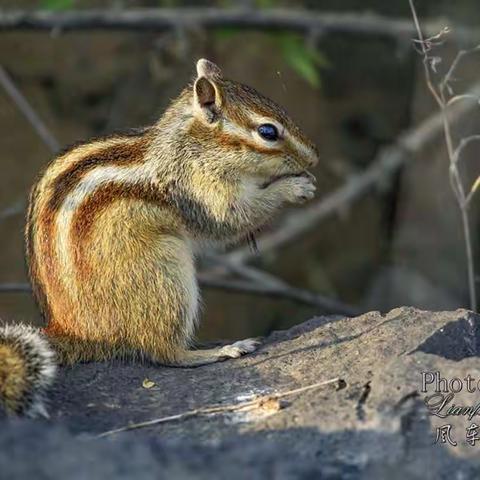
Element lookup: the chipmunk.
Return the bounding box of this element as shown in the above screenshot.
[0,59,318,417]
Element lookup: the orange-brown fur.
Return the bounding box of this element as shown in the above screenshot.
[47,136,150,212]
[24,59,319,368]
[70,183,177,278]
[0,344,28,414]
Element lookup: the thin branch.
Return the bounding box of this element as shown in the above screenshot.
[0,9,478,42]
[0,67,58,225]
[0,283,31,293]
[409,0,477,311]
[465,176,480,206]
[441,45,480,96]
[204,254,287,288]
[452,134,480,165]
[0,274,358,316]
[441,50,467,96]
[223,82,480,265]
[0,65,59,153]
[408,0,443,107]
[199,274,359,316]
[202,255,358,315]
[447,94,480,107]
[96,377,341,438]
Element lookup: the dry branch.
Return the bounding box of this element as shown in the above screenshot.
[0,65,59,153]
[0,283,31,293]
[198,273,358,316]
[0,274,357,315]
[202,255,358,315]
[224,81,480,265]
[409,0,478,310]
[0,66,58,226]
[0,9,477,43]
[96,377,341,438]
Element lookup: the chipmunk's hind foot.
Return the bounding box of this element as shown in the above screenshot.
[162,338,261,368]
[218,338,261,359]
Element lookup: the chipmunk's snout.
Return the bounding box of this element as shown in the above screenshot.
[297,143,319,169]
[306,145,319,168]
[286,131,319,169]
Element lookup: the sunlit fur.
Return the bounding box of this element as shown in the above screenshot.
[20,58,319,368]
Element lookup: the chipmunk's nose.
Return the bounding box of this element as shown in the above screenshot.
[306,145,319,167]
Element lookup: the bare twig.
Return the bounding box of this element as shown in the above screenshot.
[409,6,443,107]
[447,93,480,107]
[0,274,358,315]
[0,67,58,226]
[0,9,478,43]
[0,283,31,293]
[0,65,59,153]
[205,255,284,287]
[441,45,480,96]
[409,0,478,311]
[441,50,467,95]
[202,255,358,315]
[96,377,341,438]
[223,81,480,265]
[199,273,359,316]
[452,135,480,166]
[465,176,480,206]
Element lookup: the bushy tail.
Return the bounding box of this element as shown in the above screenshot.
[0,324,56,418]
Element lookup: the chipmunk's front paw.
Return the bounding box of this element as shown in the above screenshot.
[282,175,316,204]
[219,338,261,359]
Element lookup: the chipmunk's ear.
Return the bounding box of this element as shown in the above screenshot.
[193,59,223,124]
[196,58,222,80]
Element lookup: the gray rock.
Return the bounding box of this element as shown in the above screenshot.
[2,307,480,479]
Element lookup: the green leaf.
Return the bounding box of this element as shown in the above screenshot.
[40,0,74,11]
[286,53,321,87]
[277,33,328,88]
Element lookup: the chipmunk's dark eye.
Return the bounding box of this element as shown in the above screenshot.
[257,123,279,141]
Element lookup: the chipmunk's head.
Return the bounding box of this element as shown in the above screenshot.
[188,59,318,182]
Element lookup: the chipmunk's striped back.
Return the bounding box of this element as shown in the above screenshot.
[25,131,174,357]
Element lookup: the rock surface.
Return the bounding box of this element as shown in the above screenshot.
[2,307,480,479]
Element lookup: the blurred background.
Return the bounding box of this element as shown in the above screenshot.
[1,0,480,342]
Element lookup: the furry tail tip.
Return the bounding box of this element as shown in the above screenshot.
[0,323,56,418]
